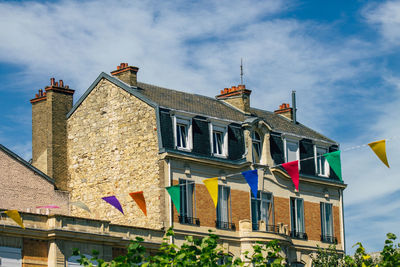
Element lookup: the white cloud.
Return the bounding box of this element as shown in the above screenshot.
[1,0,400,253]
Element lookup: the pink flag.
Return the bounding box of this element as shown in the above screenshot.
[282,160,299,191]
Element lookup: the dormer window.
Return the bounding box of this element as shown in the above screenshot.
[174,117,192,151]
[210,124,228,157]
[315,146,329,177]
[252,132,262,163]
[284,139,299,162]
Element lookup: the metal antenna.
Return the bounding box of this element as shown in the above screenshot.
[240,58,244,85]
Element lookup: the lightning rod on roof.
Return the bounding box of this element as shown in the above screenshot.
[240,58,244,85]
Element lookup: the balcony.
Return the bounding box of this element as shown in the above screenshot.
[290,231,308,240]
[321,235,337,244]
[178,215,200,226]
[252,222,279,234]
[215,220,236,231]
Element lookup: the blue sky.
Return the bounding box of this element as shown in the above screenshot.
[1,0,400,254]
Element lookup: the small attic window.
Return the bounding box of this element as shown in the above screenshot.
[174,117,192,151]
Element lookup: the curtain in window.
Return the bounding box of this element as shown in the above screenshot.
[296,199,304,233]
[217,186,230,224]
[321,203,333,236]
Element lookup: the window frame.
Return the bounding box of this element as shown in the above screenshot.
[173,116,192,151]
[320,202,334,239]
[216,185,232,229]
[251,191,275,231]
[252,131,262,164]
[314,146,330,177]
[179,179,196,223]
[284,138,300,163]
[209,123,228,158]
[290,197,305,234]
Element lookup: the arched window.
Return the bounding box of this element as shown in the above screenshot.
[252,131,262,163]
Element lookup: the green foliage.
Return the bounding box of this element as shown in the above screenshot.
[73,230,400,266]
[72,228,285,266]
[311,233,400,267]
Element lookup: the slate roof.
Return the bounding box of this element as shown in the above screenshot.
[136,82,336,144]
[137,82,246,122]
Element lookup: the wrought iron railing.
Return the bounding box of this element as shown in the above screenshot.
[321,235,337,244]
[290,230,308,240]
[178,215,200,226]
[215,220,236,231]
[252,223,280,234]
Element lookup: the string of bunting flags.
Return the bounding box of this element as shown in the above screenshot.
[0,139,391,229]
[166,139,390,212]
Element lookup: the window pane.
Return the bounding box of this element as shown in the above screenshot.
[213,131,223,155]
[252,132,262,163]
[317,147,328,175]
[297,199,304,233]
[217,186,230,227]
[287,141,298,162]
[176,124,182,147]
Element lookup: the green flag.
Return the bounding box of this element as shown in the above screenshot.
[166,185,181,213]
[323,151,342,182]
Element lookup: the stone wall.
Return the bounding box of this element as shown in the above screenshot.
[67,79,163,228]
[0,148,69,214]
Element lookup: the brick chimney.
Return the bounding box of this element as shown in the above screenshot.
[274,103,293,120]
[30,78,74,190]
[216,84,252,113]
[110,63,139,86]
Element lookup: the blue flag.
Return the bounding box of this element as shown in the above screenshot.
[241,170,258,198]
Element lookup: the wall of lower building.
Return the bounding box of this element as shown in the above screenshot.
[67,78,163,229]
[0,149,69,214]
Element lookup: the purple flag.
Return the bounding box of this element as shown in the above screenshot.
[102,196,124,214]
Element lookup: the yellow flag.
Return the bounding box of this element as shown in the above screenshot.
[368,140,390,168]
[4,210,25,229]
[203,177,219,208]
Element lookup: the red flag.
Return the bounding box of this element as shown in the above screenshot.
[282,160,299,191]
[129,191,147,216]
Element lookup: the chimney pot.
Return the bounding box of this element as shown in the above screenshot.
[65,85,69,89]
[50,78,55,86]
[35,93,39,98]
[55,82,58,87]
[59,80,63,87]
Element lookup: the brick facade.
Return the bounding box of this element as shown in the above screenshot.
[274,196,290,227]
[304,201,322,241]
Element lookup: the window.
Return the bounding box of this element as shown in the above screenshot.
[179,179,199,225]
[251,191,274,231]
[321,202,334,243]
[174,117,192,150]
[315,146,329,176]
[0,246,21,267]
[252,132,262,163]
[285,139,299,163]
[216,185,234,230]
[210,124,228,157]
[290,198,306,239]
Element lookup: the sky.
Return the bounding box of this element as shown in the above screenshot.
[0,0,400,254]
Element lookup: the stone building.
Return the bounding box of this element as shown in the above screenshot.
[0,63,346,266]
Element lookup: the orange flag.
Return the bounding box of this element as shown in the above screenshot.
[129,191,147,216]
[368,140,390,168]
[5,210,25,229]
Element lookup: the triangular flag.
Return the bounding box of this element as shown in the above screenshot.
[203,177,219,208]
[368,140,390,168]
[102,196,124,214]
[166,185,181,213]
[5,210,25,229]
[129,191,147,216]
[241,170,258,198]
[282,160,299,191]
[323,151,343,181]
[70,201,91,212]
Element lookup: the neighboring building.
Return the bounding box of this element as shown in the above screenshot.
[0,63,346,266]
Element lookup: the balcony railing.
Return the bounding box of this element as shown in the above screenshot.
[290,230,308,240]
[321,235,337,244]
[252,223,280,234]
[178,215,200,226]
[215,220,236,231]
